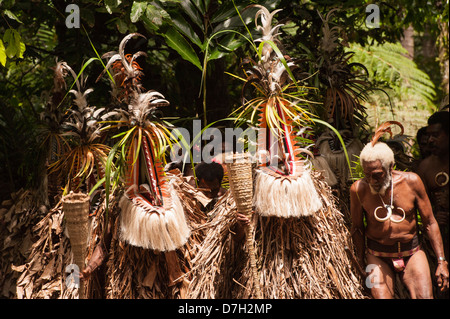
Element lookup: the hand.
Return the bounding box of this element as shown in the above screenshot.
[435,261,449,292]
[236,212,251,226]
[79,265,93,281]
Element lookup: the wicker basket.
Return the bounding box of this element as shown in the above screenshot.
[225,153,253,216]
[62,191,90,298]
[225,153,262,298]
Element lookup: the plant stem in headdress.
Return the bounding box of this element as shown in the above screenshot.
[316,8,371,129]
[48,62,112,195]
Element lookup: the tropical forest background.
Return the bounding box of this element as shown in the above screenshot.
[0,0,448,204]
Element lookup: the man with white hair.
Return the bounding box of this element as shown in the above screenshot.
[350,122,448,299]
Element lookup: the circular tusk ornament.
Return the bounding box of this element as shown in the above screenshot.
[374,205,392,222]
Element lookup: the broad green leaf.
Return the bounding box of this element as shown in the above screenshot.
[212,7,256,34]
[105,0,122,14]
[3,29,20,59]
[210,1,248,24]
[217,32,245,51]
[0,40,6,66]
[145,3,169,26]
[191,0,206,15]
[180,0,203,29]
[170,11,204,50]
[207,46,225,60]
[17,41,25,59]
[130,1,147,23]
[140,14,159,32]
[163,27,202,70]
[3,29,12,44]
[3,10,23,24]
[207,35,245,61]
[116,18,129,33]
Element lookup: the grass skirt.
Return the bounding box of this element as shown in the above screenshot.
[188,171,368,299]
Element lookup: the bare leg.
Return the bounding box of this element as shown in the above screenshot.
[402,249,433,299]
[366,254,395,299]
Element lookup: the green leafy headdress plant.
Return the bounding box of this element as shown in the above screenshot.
[97,34,190,252]
[228,5,323,218]
[231,5,318,176]
[48,62,112,195]
[316,8,371,131]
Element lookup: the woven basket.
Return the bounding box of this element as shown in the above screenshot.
[225,153,253,216]
[225,153,262,298]
[62,191,90,298]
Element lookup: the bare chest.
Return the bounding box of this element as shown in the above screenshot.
[362,187,416,224]
[422,158,449,192]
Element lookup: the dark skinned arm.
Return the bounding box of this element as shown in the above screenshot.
[231,212,251,243]
[350,180,366,268]
[412,173,449,291]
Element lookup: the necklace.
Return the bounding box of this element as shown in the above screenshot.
[373,177,406,223]
[435,171,449,187]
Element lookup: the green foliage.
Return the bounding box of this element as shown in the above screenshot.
[0,7,26,66]
[0,0,448,200]
[348,41,437,109]
[127,0,263,69]
[126,0,281,126]
[1,28,24,60]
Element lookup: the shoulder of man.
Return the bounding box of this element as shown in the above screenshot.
[398,170,425,189]
[416,155,434,172]
[350,178,366,193]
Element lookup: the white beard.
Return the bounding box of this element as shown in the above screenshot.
[369,174,392,196]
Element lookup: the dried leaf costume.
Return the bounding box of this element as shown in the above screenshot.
[236,5,323,218]
[13,36,207,299]
[188,6,367,299]
[14,61,111,299]
[97,34,206,298]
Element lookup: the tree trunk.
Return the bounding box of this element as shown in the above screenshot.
[422,26,436,59]
[438,20,449,96]
[401,25,415,60]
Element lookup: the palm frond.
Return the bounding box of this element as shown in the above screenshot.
[348,41,436,107]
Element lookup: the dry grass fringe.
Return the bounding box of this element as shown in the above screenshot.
[188,171,368,299]
[105,174,209,299]
[119,179,190,252]
[13,191,109,299]
[253,169,323,218]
